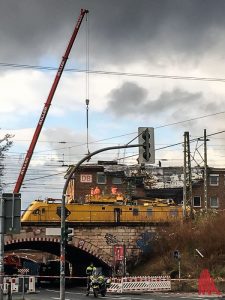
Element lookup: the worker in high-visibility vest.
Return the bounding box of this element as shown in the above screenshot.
[86,262,96,296]
[91,187,94,197]
[111,186,118,195]
[94,186,101,199]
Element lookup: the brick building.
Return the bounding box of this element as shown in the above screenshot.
[65,162,225,209]
[192,168,225,210]
[65,161,129,203]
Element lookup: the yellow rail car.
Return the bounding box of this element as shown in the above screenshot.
[21,197,183,225]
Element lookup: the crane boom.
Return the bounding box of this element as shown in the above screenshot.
[14,9,89,193]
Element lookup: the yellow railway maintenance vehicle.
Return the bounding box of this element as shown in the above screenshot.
[21,194,183,226]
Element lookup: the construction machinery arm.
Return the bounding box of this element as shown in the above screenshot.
[14,9,89,193]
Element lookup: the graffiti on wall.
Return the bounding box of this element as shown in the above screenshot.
[105,233,119,245]
[136,231,155,253]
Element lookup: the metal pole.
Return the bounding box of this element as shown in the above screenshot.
[183,132,187,217]
[123,245,126,277]
[204,129,208,211]
[60,191,66,300]
[0,191,4,300]
[183,132,193,218]
[60,144,140,300]
[178,260,181,279]
[22,276,25,300]
[187,133,193,217]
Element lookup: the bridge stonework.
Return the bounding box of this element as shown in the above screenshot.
[5,224,157,268]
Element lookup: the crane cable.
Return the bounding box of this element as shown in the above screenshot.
[85,12,90,155]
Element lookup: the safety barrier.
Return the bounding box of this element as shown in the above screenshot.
[108,277,123,293]
[2,276,36,294]
[108,276,171,293]
[28,276,36,293]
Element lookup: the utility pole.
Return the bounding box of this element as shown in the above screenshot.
[197,129,208,211]
[183,132,192,218]
[203,129,208,211]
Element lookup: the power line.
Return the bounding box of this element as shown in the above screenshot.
[2,62,225,83]
[5,129,225,186]
[7,110,224,155]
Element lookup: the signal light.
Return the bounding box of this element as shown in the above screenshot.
[64,223,73,243]
[174,250,180,260]
[138,127,155,164]
[142,129,150,161]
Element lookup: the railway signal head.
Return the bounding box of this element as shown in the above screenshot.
[138,127,155,164]
[174,250,180,260]
[65,223,73,243]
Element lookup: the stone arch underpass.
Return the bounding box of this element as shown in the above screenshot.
[5,237,113,276]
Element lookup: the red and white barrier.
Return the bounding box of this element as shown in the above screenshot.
[3,276,36,294]
[2,283,9,294]
[108,276,171,293]
[11,277,19,292]
[3,277,19,293]
[107,277,122,293]
[27,276,36,293]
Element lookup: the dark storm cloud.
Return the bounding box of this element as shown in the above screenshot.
[1,0,225,65]
[107,81,203,116]
[107,82,148,114]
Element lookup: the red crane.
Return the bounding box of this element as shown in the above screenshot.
[14,9,89,193]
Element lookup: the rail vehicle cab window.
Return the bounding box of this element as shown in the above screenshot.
[32,209,40,215]
[170,209,178,217]
[41,208,46,214]
[133,208,139,216]
[97,172,107,184]
[147,208,153,217]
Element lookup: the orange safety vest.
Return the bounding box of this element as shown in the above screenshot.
[94,187,101,195]
[111,187,118,195]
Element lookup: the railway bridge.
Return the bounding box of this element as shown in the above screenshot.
[4,223,158,276]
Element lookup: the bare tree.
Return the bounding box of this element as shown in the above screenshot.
[0,134,13,192]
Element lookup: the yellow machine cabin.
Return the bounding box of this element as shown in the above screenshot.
[21,195,183,225]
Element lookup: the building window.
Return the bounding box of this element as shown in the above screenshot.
[112,177,122,184]
[193,196,201,207]
[209,174,219,186]
[97,172,106,184]
[210,196,219,208]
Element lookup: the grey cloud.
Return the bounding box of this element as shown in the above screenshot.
[107,81,202,116]
[107,82,148,114]
[1,0,225,66]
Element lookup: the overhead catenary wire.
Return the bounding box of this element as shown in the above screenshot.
[2,62,225,83]
[4,129,225,187]
[5,110,224,155]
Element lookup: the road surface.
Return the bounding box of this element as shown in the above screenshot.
[5,287,223,300]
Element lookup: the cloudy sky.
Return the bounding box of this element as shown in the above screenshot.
[1,0,225,207]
